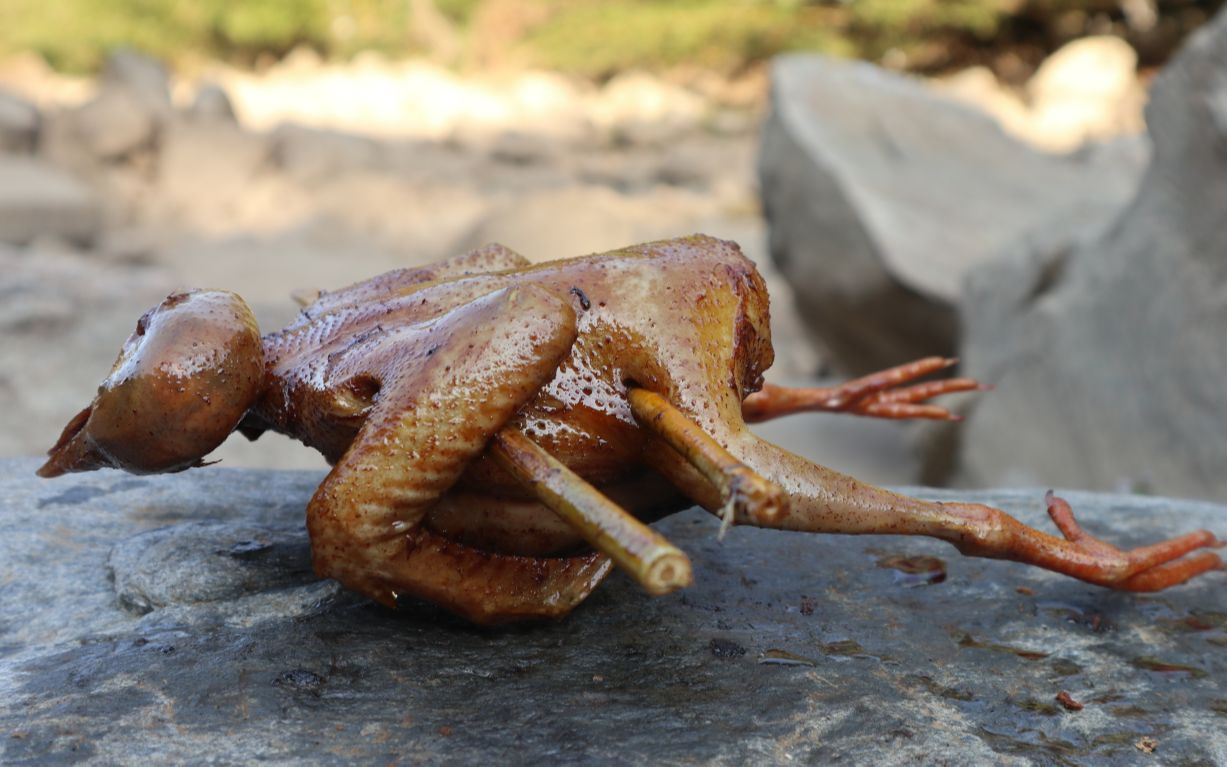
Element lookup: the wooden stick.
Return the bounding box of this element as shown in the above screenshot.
[627,388,785,528]
[490,428,692,596]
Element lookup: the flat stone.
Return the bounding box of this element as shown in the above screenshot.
[186,82,237,124]
[66,87,161,162]
[0,157,100,245]
[0,88,39,153]
[99,49,172,110]
[154,121,273,228]
[487,130,561,166]
[2,459,1225,764]
[270,123,382,182]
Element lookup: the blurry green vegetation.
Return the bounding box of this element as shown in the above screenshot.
[852,0,1006,37]
[0,0,415,71]
[0,0,1220,76]
[518,1,851,76]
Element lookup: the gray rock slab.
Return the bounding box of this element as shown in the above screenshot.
[3,458,1225,765]
[99,49,172,111]
[758,55,1145,373]
[186,82,237,124]
[65,87,161,161]
[0,88,39,153]
[153,120,272,225]
[955,8,1227,501]
[270,123,383,182]
[42,50,171,168]
[0,157,100,245]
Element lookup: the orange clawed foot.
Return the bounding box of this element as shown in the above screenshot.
[742,356,989,423]
[1040,491,1225,591]
[947,492,1226,592]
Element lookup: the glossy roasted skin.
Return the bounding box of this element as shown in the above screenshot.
[38,290,265,477]
[249,237,771,548]
[41,235,1224,624]
[246,237,774,620]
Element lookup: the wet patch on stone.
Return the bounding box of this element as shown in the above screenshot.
[952,630,1050,661]
[874,553,947,587]
[757,648,818,667]
[1129,656,1208,679]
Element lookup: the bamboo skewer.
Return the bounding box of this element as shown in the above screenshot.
[490,427,693,596]
[627,388,785,530]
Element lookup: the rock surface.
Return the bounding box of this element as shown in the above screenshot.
[99,49,173,111]
[1025,36,1146,152]
[186,82,238,123]
[40,50,173,166]
[152,120,274,231]
[758,55,1146,373]
[0,157,100,245]
[955,10,1227,500]
[59,87,161,162]
[0,88,39,153]
[2,459,1225,765]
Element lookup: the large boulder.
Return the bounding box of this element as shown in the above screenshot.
[46,50,172,164]
[955,11,1227,500]
[758,55,1146,373]
[0,157,100,245]
[64,87,162,161]
[99,48,173,111]
[2,462,1225,763]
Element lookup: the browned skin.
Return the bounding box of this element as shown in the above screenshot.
[40,236,1224,624]
[39,290,264,477]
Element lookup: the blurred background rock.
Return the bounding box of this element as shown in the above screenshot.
[1,0,1223,499]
